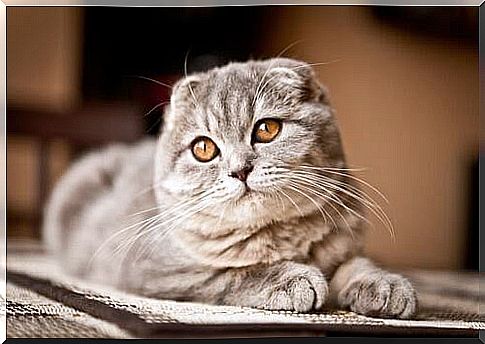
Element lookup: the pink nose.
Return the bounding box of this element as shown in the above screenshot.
[229,166,253,182]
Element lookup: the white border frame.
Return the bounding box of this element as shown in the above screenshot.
[0,1,482,342]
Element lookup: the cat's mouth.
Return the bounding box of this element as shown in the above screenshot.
[234,183,255,203]
[239,185,251,199]
[243,183,251,193]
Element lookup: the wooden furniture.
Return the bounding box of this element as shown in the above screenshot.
[7,102,146,238]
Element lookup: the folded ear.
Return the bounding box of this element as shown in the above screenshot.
[159,74,201,133]
[263,58,331,105]
[171,74,203,104]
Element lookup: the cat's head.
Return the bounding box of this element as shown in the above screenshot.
[154,58,346,233]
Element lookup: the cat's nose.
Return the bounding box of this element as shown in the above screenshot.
[229,166,253,182]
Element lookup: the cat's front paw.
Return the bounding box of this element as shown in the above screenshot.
[260,264,328,312]
[338,272,417,319]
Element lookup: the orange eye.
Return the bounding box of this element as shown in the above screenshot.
[191,137,219,162]
[253,119,282,143]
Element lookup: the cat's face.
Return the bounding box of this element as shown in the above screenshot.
[154,58,346,231]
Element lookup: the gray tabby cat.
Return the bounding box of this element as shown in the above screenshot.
[43,58,417,318]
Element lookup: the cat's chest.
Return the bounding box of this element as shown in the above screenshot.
[176,214,332,268]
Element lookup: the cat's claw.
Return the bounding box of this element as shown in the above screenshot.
[338,272,417,319]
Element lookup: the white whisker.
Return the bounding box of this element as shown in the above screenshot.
[285,180,349,234]
[118,189,221,259]
[139,191,225,260]
[284,182,333,228]
[143,101,169,118]
[274,185,305,218]
[89,187,220,266]
[287,167,394,238]
[299,165,389,203]
[128,75,173,89]
[253,59,342,108]
[184,50,200,109]
[251,40,302,108]
[285,176,369,238]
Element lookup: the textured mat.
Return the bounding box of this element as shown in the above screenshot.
[5,240,485,338]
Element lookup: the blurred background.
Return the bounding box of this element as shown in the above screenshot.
[7,6,478,271]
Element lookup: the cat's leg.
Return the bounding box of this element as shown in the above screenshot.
[222,261,328,312]
[328,256,417,319]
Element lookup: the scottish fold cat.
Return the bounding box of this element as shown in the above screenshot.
[43,58,417,318]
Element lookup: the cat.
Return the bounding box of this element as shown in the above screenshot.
[43,58,417,318]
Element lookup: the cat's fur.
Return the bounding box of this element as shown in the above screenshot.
[43,58,417,318]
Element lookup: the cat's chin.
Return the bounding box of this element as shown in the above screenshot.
[226,189,285,224]
[232,184,274,207]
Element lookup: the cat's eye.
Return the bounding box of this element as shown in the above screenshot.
[252,119,282,143]
[191,137,219,162]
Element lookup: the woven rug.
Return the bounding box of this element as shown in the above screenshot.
[5,239,485,338]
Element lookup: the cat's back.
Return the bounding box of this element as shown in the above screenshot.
[43,138,157,268]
